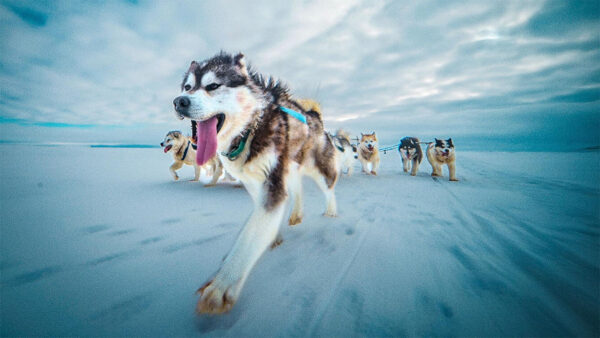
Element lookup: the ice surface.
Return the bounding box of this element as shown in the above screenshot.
[1,145,598,336]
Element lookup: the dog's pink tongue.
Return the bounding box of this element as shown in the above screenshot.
[196,117,218,166]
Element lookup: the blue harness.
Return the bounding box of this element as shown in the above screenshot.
[280,106,307,124]
[222,106,307,162]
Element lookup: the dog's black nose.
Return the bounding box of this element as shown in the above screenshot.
[173,96,190,112]
[160,142,163,147]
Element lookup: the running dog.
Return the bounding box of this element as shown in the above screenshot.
[331,129,356,176]
[398,137,423,176]
[160,131,223,185]
[357,132,380,175]
[426,138,458,181]
[172,52,339,314]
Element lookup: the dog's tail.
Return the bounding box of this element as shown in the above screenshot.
[335,129,351,142]
[297,98,322,118]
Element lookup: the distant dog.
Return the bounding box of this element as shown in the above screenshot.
[331,129,356,176]
[357,132,380,175]
[172,52,339,314]
[160,131,223,185]
[398,137,422,176]
[426,138,458,181]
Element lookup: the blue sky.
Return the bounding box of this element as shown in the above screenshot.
[0,0,598,150]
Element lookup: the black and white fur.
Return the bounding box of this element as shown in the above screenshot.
[330,129,356,176]
[398,137,423,176]
[426,138,458,181]
[172,52,339,314]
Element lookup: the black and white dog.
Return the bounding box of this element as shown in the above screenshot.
[398,137,423,176]
[172,52,339,314]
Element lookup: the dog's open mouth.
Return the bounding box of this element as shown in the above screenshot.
[195,113,225,166]
[163,145,172,153]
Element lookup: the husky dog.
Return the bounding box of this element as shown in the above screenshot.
[330,129,356,176]
[160,131,223,185]
[426,138,458,181]
[357,132,380,175]
[172,52,339,314]
[398,137,423,176]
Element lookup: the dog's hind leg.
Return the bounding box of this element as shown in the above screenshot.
[287,163,303,226]
[307,168,338,217]
[197,170,288,314]
[170,162,183,180]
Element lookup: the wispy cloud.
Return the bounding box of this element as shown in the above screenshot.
[0,0,598,149]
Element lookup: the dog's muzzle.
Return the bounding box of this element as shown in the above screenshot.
[173,96,191,115]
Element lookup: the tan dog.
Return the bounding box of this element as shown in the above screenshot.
[358,132,380,175]
[160,131,223,185]
[426,138,458,181]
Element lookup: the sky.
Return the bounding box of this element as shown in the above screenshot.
[0,0,598,150]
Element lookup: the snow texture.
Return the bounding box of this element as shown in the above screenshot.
[1,145,598,336]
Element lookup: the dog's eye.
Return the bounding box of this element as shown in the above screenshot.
[184,84,191,91]
[205,83,221,91]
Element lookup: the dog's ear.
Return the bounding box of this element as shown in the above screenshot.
[188,61,199,73]
[447,138,454,147]
[234,53,249,77]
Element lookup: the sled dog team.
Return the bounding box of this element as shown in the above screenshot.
[162,128,459,183]
[162,51,458,314]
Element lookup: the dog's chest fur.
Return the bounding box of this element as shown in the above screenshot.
[429,147,455,164]
[218,105,334,203]
[359,146,378,161]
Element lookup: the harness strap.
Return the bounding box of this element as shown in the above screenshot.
[221,106,306,162]
[279,106,307,124]
[181,141,191,161]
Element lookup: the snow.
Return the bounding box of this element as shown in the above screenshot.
[1,145,598,336]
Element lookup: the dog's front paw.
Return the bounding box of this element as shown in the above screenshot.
[323,210,337,218]
[196,278,239,314]
[370,171,377,176]
[450,178,459,182]
[174,176,179,181]
[204,183,216,187]
[190,178,200,182]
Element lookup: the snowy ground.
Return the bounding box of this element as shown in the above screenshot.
[1,144,598,336]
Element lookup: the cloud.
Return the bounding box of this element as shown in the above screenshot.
[0,0,598,149]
